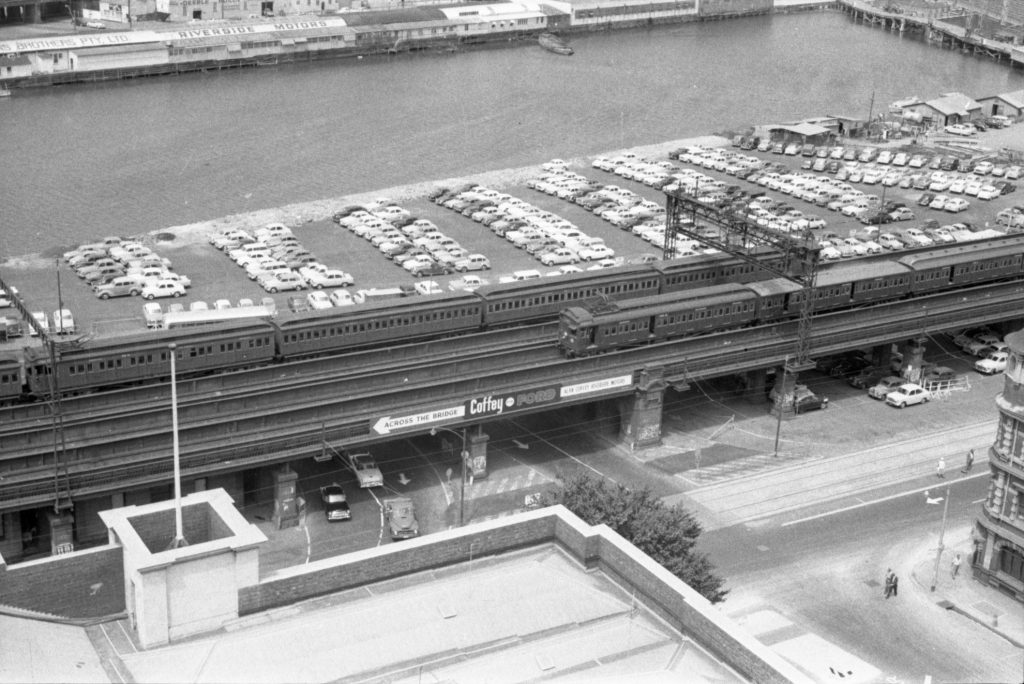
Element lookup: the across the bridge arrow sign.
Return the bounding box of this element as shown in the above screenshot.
[373,405,466,435]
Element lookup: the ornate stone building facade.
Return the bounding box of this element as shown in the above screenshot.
[974,330,1024,600]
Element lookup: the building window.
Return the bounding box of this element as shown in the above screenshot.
[998,546,1024,583]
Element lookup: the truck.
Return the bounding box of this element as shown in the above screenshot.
[383,497,419,540]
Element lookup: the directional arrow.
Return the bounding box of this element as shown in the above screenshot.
[925,491,944,505]
[373,405,466,435]
[512,439,529,450]
[398,473,411,486]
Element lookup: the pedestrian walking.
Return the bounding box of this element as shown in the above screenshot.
[952,553,962,579]
[937,457,946,479]
[884,569,894,599]
[961,449,975,474]
[891,574,898,597]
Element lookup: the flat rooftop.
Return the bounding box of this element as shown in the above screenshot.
[116,544,744,683]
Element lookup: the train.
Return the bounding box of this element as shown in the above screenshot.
[5,236,1023,402]
[4,250,783,402]
[557,236,1024,356]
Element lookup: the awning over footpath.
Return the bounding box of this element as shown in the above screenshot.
[771,122,830,137]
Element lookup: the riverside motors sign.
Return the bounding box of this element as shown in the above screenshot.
[0,17,350,55]
[372,374,634,435]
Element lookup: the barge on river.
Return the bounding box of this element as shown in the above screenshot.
[0,0,772,89]
[538,32,573,55]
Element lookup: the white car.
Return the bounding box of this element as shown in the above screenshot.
[453,254,491,272]
[944,197,969,213]
[260,272,306,293]
[973,161,994,175]
[141,279,186,300]
[328,289,355,307]
[414,280,443,296]
[885,383,931,408]
[213,299,232,310]
[348,452,383,488]
[142,303,163,329]
[540,247,579,266]
[975,351,1009,375]
[306,291,333,310]
[30,311,50,335]
[578,244,615,261]
[976,185,1000,201]
[305,269,354,289]
[944,123,976,136]
[190,301,209,312]
[448,274,489,291]
[53,308,76,334]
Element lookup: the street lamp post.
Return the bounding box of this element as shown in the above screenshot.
[168,343,186,549]
[930,482,951,592]
[430,426,468,526]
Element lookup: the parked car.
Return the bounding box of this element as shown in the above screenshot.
[944,123,976,136]
[885,383,931,408]
[260,272,307,293]
[287,295,309,314]
[944,197,970,213]
[328,289,355,307]
[29,311,50,336]
[319,484,351,522]
[141,279,186,300]
[868,376,905,399]
[94,275,145,299]
[142,302,163,329]
[453,254,491,272]
[306,291,333,310]
[53,308,76,334]
[975,351,1009,375]
[305,269,354,289]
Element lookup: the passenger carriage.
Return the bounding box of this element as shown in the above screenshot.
[274,292,482,358]
[787,261,912,314]
[558,284,759,357]
[475,265,661,327]
[0,352,24,404]
[898,236,1024,292]
[745,278,803,323]
[23,321,277,396]
[654,249,784,292]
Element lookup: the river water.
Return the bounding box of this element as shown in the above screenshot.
[2,11,1021,257]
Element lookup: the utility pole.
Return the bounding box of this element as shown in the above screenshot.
[930,482,951,592]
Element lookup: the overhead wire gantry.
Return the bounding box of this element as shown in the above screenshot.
[662,184,821,370]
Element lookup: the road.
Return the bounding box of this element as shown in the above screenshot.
[699,474,1024,683]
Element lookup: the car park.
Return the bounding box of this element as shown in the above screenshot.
[319,484,351,522]
[885,383,931,408]
[975,351,1009,375]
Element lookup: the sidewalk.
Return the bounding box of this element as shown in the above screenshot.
[906,523,1024,649]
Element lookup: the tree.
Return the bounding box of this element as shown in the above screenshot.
[548,471,727,604]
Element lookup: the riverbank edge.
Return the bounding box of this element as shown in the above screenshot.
[0,135,731,270]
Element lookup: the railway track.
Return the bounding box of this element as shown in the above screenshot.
[1,281,1022,509]
[0,329,560,452]
[0,323,557,436]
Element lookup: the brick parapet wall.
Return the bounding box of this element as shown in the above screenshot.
[0,544,125,618]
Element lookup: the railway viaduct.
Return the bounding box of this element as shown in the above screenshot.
[1,278,1022,561]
